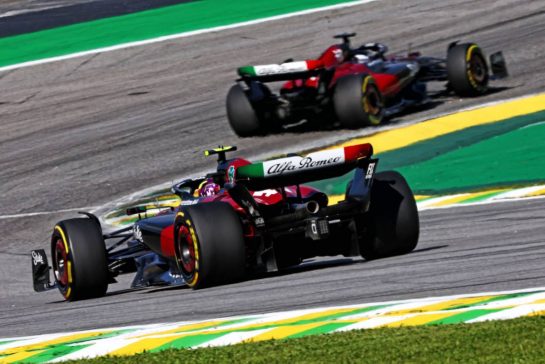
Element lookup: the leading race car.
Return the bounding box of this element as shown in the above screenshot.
[226,33,508,136]
[32,144,419,301]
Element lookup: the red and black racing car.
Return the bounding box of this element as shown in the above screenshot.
[226,33,508,136]
[32,144,419,301]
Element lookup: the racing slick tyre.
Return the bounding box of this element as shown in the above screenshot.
[334,74,384,128]
[360,171,419,260]
[447,43,489,96]
[174,202,246,289]
[226,84,264,137]
[51,218,109,301]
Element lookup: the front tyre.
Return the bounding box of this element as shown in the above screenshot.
[447,43,489,96]
[226,84,263,137]
[174,202,246,289]
[334,74,384,129]
[360,171,419,260]
[51,218,109,301]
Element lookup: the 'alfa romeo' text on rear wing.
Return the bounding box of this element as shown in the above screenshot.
[238,60,324,82]
[234,143,374,191]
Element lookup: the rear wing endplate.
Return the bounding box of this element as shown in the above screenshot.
[489,51,508,79]
[31,249,56,292]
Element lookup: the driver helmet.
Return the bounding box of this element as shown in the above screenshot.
[199,178,220,197]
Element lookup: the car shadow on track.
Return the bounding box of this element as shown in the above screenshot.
[410,245,449,254]
[252,244,450,281]
[267,86,511,136]
[104,285,188,298]
[262,101,445,136]
[69,245,450,299]
[44,287,148,304]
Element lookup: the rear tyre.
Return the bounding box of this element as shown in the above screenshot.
[334,74,384,128]
[174,202,246,289]
[226,84,263,137]
[447,43,489,96]
[51,218,109,301]
[360,171,419,260]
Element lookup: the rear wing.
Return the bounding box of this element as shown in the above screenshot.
[234,143,373,191]
[238,60,323,82]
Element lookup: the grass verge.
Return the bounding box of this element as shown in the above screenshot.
[67,315,545,363]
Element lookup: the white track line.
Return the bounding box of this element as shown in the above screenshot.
[491,185,545,200]
[2,286,545,343]
[467,304,545,323]
[0,0,378,73]
[418,193,545,211]
[194,329,272,348]
[0,207,98,220]
[48,338,140,363]
[0,5,65,18]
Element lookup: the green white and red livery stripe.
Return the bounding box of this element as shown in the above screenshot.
[238,143,372,178]
[238,60,323,77]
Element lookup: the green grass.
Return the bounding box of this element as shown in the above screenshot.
[0,0,357,68]
[310,111,545,196]
[67,316,545,363]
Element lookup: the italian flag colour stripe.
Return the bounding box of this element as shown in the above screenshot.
[238,60,324,77]
[236,143,373,179]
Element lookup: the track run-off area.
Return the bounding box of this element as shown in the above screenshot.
[2,287,545,362]
[1,0,545,362]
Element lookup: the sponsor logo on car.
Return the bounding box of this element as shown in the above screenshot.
[263,150,345,176]
[180,199,199,206]
[32,250,44,266]
[333,48,344,62]
[228,165,236,184]
[254,61,308,76]
[133,225,143,242]
[253,189,278,197]
[365,162,376,179]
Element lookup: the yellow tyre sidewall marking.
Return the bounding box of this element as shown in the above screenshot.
[54,226,69,254]
[466,44,480,90]
[54,225,73,298]
[175,212,200,287]
[361,76,381,126]
[361,76,370,113]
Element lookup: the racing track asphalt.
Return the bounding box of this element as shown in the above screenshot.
[0,0,94,16]
[1,0,545,338]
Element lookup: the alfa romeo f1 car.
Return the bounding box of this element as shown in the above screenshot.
[226,33,508,136]
[32,144,419,301]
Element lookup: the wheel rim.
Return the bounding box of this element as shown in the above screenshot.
[469,54,486,84]
[362,82,383,125]
[177,225,196,276]
[363,86,381,115]
[54,238,69,288]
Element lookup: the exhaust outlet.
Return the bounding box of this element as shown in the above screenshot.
[293,201,320,214]
[305,201,320,214]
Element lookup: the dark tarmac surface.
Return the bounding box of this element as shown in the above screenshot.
[1,0,544,338]
[0,0,93,15]
[0,0,196,37]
